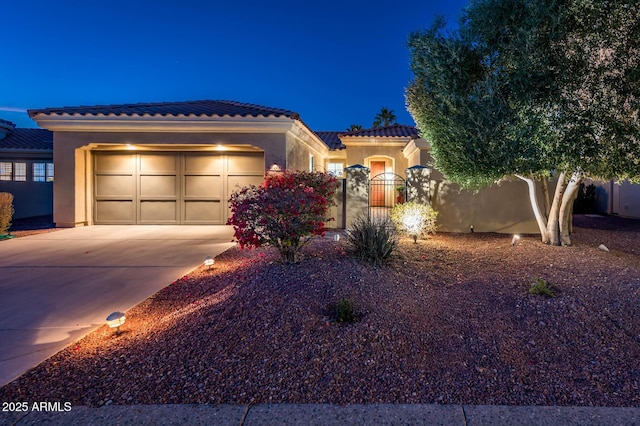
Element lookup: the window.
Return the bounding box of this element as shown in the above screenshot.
[33,163,45,181]
[309,154,315,172]
[32,162,54,182]
[327,162,344,177]
[0,162,11,181]
[14,162,26,181]
[33,163,53,182]
[47,163,54,182]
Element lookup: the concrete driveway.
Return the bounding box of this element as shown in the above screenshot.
[0,225,235,386]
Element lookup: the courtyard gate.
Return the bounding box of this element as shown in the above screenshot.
[369,173,405,222]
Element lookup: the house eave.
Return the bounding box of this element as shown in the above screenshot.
[29,113,297,133]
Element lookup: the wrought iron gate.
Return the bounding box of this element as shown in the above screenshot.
[369,173,405,222]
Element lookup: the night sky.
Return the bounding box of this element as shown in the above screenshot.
[1,0,467,131]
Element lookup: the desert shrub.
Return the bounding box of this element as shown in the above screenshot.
[346,215,397,266]
[390,201,438,241]
[333,298,357,324]
[529,277,557,297]
[0,192,14,234]
[227,170,339,264]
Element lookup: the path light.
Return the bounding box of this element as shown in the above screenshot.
[204,255,215,270]
[106,311,126,335]
[334,234,340,242]
[512,235,521,246]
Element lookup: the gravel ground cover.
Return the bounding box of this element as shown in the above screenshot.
[1,215,639,407]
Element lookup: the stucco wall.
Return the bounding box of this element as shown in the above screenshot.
[592,179,640,219]
[431,179,540,234]
[0,152,53,219]
[345,145,408,177]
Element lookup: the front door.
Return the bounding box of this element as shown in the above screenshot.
[370,161,386,207]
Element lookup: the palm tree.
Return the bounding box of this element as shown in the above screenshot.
[372,107,397,127]
[346,124,363,132]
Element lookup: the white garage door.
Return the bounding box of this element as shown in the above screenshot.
[94,151,264,224]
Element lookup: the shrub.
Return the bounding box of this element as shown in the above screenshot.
[346,215,397,266]
[227,170,339,264]
[529,277,557,297]
[0,192,14,234]
[390,201,438,241]
[333,298,357,324]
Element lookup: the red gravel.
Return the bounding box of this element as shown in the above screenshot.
[1,215,639,407]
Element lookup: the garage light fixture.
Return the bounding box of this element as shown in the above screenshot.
[106,311,126,335]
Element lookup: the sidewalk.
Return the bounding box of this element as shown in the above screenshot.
[2,403,639,425]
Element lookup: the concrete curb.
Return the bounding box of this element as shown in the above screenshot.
[2,404,639,426]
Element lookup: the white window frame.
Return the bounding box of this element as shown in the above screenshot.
[0,162,11,181]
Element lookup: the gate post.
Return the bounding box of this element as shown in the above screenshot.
[344,164,369,228]
[406,165,431,204]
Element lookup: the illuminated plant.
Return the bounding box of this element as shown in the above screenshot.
[227,170,339,264]
[390,201,438,242]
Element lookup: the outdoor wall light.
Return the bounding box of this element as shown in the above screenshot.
[106,311,126,335]
[512,235,521,246]
[204,255,215,269]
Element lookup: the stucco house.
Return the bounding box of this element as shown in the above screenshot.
[0,119,53,219]
[27,99,540,232]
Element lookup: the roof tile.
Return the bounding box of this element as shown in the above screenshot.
[340,124,419,138]
[315,131,346,150]
[28,100,298,119]
[0,128,53,151]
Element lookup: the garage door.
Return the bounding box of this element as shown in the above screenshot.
[94,152,264,224]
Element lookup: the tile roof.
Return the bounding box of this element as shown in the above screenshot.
[28,100,299,119]
[0,128,53,151]
[315,131,346,150]
[340,124,419,138]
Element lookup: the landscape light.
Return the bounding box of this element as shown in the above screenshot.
[106,311,126,335]
[204,255,215,269]
[512,235,521,246]
[334,234,340,242]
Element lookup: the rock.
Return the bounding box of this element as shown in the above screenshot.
[598,244,610,252]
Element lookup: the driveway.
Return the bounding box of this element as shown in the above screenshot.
[0,225,235,386]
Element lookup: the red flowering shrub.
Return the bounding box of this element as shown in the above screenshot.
[227,170,339,264]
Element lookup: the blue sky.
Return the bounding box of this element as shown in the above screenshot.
[1,0,467,130]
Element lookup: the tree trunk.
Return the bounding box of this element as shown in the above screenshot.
[546,171,568,246]
[541,177,551,216]
[516,174,550,244]
[559,172,582,246]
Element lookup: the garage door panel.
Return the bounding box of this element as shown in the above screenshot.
[185,155,223,173]
[184,175,222,198]
[95,201,134,223]
[228,153,264,173]
[96,175,134,197]
[140,175,177,197]
[140,154,178,173]
[95,154,135,173]
[184,201,223,223]
[140,201,177,222]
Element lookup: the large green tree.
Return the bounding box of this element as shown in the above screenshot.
[407,0,640,245]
